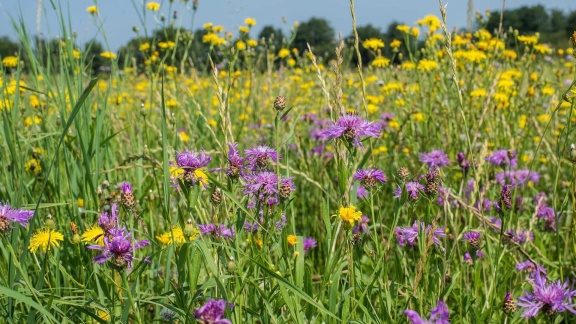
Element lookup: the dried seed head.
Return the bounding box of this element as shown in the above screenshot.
[121,191,136,209]
[211,188,222,205]
[0,215,11,235]
[273,95,286,111]
[280,183,292,200]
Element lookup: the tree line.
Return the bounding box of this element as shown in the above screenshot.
[0,5,574,74]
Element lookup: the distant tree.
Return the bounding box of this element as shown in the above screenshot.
[258,25,285,50]
[486,5,549,34]
[292,17,336,60]
[0,36,19,59]
[567,11,576,38]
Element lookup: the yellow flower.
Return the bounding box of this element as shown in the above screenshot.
[278,48,290,58]
[97,310,110,321]
[503,50,517,60]
[517,35,538,45]
[2,56,19,68]
[24,158,41,173]
[157,226,191,245]
[411,27,420,38]
[236,41,246,51]
[371,56,390,68]
[81,225,105,246]
[100,51,117,59]
[401,61,416,70]
[470,89,487,98]
[534,44,551,54]
[247,39,258,47]
[239,26,249,33]
[542,87,555,96]
[287,235,298,246]
[518,115,527,129]
[244,17,256,26]
[412,112,426,122]
[29,228,64,252]
[146,1,160,11]
[390,39,401,49]
[396,25,410,34]
[86,6,98,14]
[339,205,362,225]
[178,131,190,142]
[194,169,209,187]
[417,15,441,32]
[139,42,150,51]
[417,59,438,71]
[363,38,385,51]
[537,113,551,123]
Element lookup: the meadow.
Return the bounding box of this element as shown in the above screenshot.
[1,1,576,323]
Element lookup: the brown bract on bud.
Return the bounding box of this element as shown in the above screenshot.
[273,95,286,111]
[211,188,222,205]
[397,167,409,181]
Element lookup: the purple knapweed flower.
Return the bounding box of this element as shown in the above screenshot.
[0,202,35,234]
[120,181,133,194]
[303,237,317,254]
[419,150,450,168]
[517,269,576,318]
[198,224,235,239]
[224,143,247,178]
[486,149,517,168]
[245,145,279,169]
[462,231,481,249]
[499,184,512,211]
[194,299,233,324]
[243,221,259,233]
[357,185,369,200]
[396,221,445,248]
[243,171,295,204]
[353,168,387,189]
[353,216,370,235]
[406,181,425,200]
[320,113,381,148]
[476,250,485,258]
[457,152,470,173]
[404,300,450,324]
[495,169,540,187]
[463,251,473,264]
[516,260,547,275]
[88,227,150,269]
[176,149,211,169]
[98,203,119,232]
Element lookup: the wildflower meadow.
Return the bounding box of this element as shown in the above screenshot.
[1,0,576,323]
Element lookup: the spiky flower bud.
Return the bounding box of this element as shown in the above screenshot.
[397,167,409,181]
[45,214,55,229]
[227,257,236,273]
[499,184,512,211]
[211,188,222,205]
[273,95,286,111]
[279,182,292,200]
[184,218,195,237]
[503,292,516,315]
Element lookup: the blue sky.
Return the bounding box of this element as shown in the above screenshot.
[1,0,575,51]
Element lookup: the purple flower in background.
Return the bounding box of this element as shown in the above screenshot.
[243,171,294,205]
[393,186,403,199]
[245,145,279,169]
[463,251,473,264]
[357,185,369,199]
[486,150,517,168]
[465,179,475,199]
[198,224,235,239]
[516,260,547,274]
[120,181,133,194]
[427,224,447,246]
[275,214,287,231]
[303,237,317,254]
[320,113,381,148]
[495,169,540,187]
[194,299,233,324]
[462,231,481,249]
[517,269,576,318]
[489,217,502,231]
[0,202,35,234]
[404,300,450,324]
[396,221,445,248]
[457,152,470,172]
[98,203,119,232]
[353,216,370,235]
[406,181,425,200]
[419,150,450,168]
[243,221,259,233]
[353,169,387,188]
[224,143,246,178]
[476,250,485,259]
[499,184,512,211]
[88,227,150,269]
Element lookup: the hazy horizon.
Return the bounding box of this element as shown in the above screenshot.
[1,0,575,51]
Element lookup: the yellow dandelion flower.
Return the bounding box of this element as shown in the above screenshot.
[100,52,117,59]
[203,22,213,30]
[417,59,438,71]
[517,35,538,45]
[236,41,246,51]
[24,158,41,173]
[518,115,527,129]
[390,39,402,49]
[396,25,410,34]
[29,228,64,252]
[81,225,105,246]
[287,235,298,246]
[363,38,385,51]
[146,1,160,11]
[278,48,290,58]
[542,87,555,96]
[239,26,249,33]
[178,131,190,143]
[470,89,487,98]
[244,17,256,26]
[2,56,19,68]
[139,42,150,51]
[247,39,258,47]
[371,56,390,68]
[537,114,551,124]
[401,61,416,70]
[411,27,420,38]
[157,226,189,245]
[86,6,98,14]
[339,205,362,225]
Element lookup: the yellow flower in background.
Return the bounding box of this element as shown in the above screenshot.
[390,39,401,49]
[29,228,64,252]
[470,89,487,98]
[247,39,258,47]
[236,41,246,51]
[157,226,191,245]
[239,26,249,33]
[411,27,420,38]
[86,6,98,14]
[537,113,551,123]
[396,25,410,34]
[534,44,551,54]
[412,112,426,122]
[518,115,527,129]
[97,310,110,321]
[542,86,555,96]
[371,56,390,68]
[178,130,190,142]
[503,50,518,60]
[417,59,438,71]
[81,225,105,246]
[417,15,441,32]
[287,235,298,246]
[244,17,256,26]
[339,205,362,225]
[363,38,385,51]
[278,48,290,58]
[24,158,41,173]
[146,1,160,11]
[401,61,416,70]
[2,56,19,68]
[100,52,117,59]
[517,35,538,45]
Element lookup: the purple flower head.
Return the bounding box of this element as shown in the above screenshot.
[98,203,119,232]
[353,169,387,188]
[243,171,295,205]
[537,206,556,232]
[393,186,403,199]
[516,260,547,275]
[275,214,287,231]
[198,224,235,239]
[0,202,35,233]
[463,251,473,264]
[517,269,576,318]
[499,184,512,211]
[88,227,150,269]
[404,300,450,324]
[406,181,425,200]
[245,145,279,169]
[457,152,470,172]
[176,149,211,170]
[476,250,485,258]
[120,181,133,194]
[243,221,259,233]
[486,149,517,168]
[224,143,246,178]
[353,216,370,235]
[194,299,233,324]
[396,221,445,248]
[357,185,369,200]
[495,169,540,187]
[303,237,317,254]
[462,231,481,248]
[419,150,450,168]
[489,217,502,231]
[320,113,381,148]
